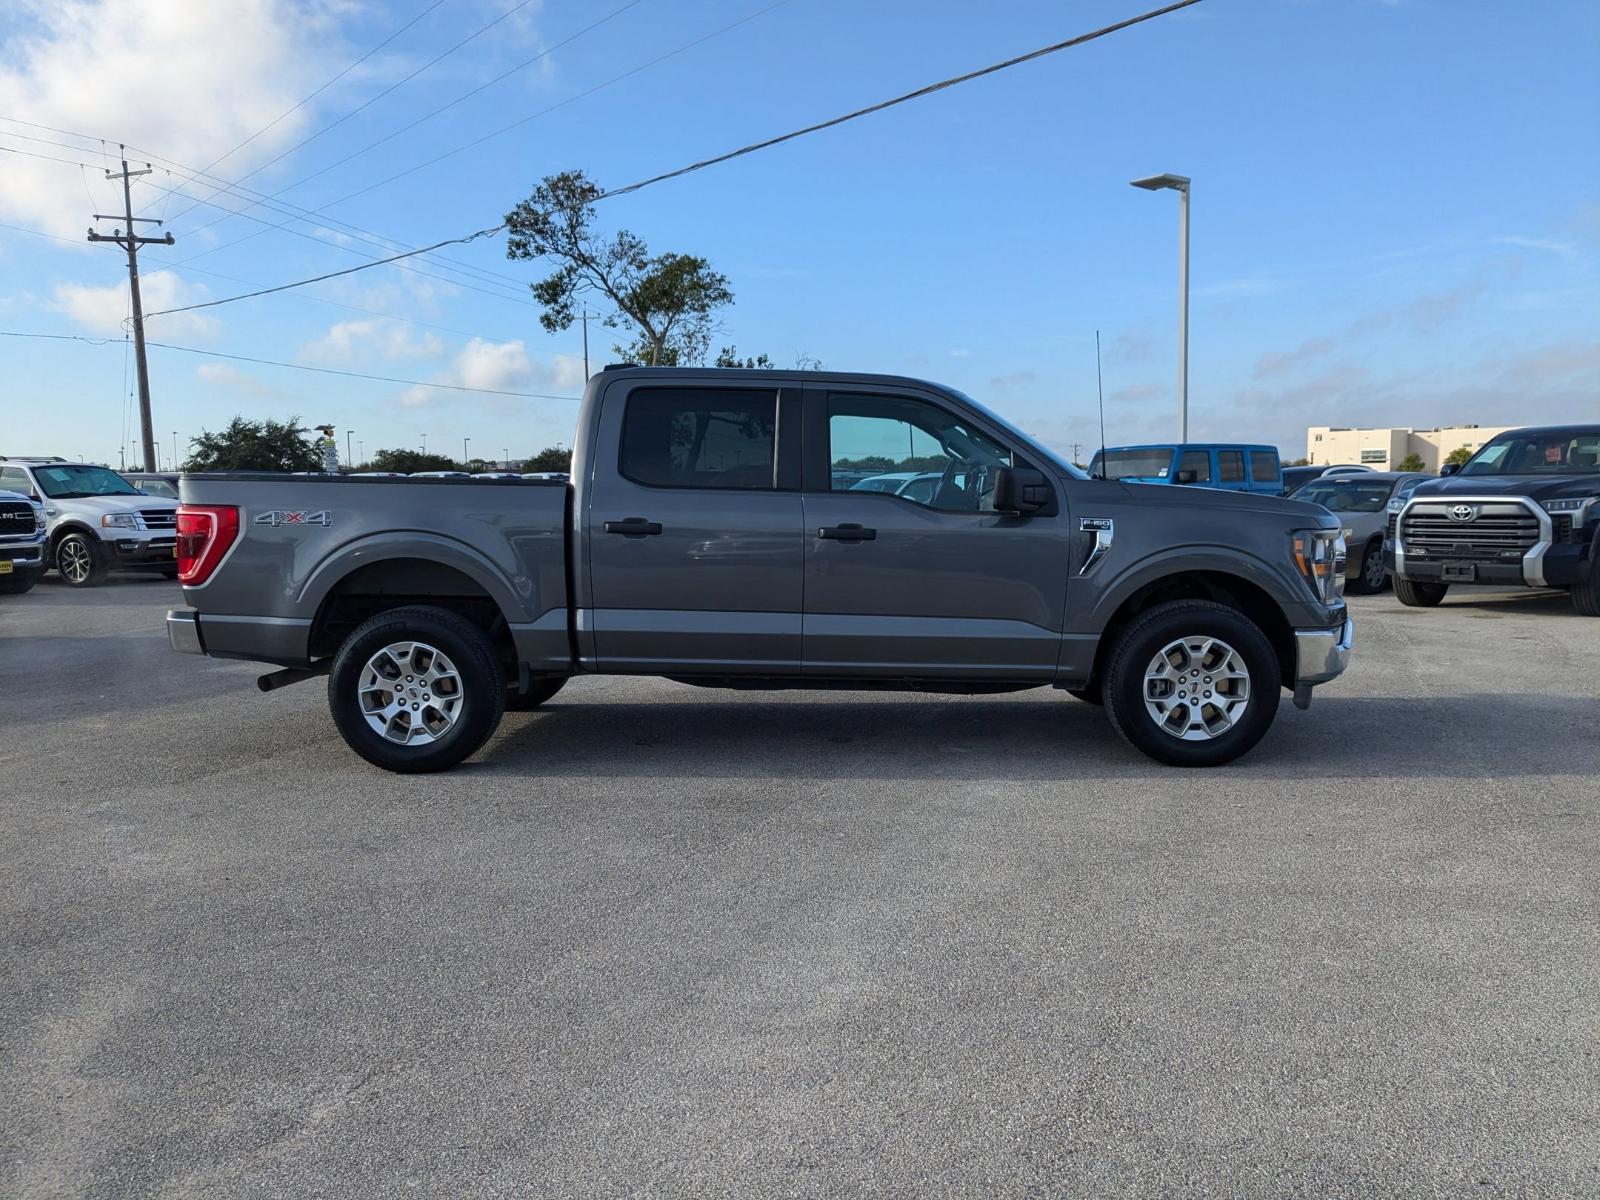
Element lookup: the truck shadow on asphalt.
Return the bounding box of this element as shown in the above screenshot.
[483,690,1600,782]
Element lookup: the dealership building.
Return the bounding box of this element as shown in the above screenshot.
[1305,424,1514,471]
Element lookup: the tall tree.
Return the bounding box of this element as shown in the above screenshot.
[183,417,321,472]
[505,170,733,366]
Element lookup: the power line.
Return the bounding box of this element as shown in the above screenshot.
[116,0,1204,320]
[143,224,507,319]
[602,0,1205,198]
[142,0,447,217]
[163,0,540,233]
[0,329,580,400]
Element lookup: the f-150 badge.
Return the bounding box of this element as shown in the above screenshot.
[255,510,332,527]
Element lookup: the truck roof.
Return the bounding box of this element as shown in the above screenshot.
[1097,443,1281,453]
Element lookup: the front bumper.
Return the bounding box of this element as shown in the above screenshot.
[1294,616,1354,687]
[1387,495,1596,589]
[1,539,47,573]
[110,536,178,566]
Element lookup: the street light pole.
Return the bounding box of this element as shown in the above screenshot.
[346,429,353,468]
[171,430,178,470]
[1130,173,1192,442]
[463,436,470,469]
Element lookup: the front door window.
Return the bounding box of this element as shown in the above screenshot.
[827,393,1011,511]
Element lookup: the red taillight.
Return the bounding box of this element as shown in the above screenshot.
[175,504,239,585]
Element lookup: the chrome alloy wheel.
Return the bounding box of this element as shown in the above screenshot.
[59,538,92,584]
[1142,635,1252,741]
[358,641,465,745]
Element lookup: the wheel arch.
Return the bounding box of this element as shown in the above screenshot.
[306,554,518,665]
[1087,568,1298,692]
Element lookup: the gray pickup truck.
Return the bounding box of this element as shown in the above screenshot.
[168,367,1352,772]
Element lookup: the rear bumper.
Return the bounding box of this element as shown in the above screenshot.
[167,609,311,665]
[1294,616,1354,686]
[167,609,204,654]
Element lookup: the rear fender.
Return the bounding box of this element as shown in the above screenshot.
[298,532,533,624]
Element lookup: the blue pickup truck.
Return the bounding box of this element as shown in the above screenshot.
[1088,444,1283,496]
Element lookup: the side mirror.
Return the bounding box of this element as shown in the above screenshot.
[1440,462,1461,476]
[993,466,1050,515]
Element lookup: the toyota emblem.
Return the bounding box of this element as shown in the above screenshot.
[1449,504,1478,523]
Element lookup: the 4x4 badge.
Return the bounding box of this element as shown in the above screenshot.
[255,510,332,527]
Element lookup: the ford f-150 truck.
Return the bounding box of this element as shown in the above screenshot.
[1385,424,1600,615]
[167,367,1353,772]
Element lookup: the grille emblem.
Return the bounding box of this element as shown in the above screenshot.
[1448,504,1478,523]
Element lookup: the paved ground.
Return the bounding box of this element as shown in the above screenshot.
[2,575,1597,1198]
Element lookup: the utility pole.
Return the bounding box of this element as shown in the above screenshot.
[462,436,470,468]
[346,430,353,468]
[88,147,173,473]
[577,306,600,378]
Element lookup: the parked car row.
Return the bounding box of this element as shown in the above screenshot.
[0,457,178,588]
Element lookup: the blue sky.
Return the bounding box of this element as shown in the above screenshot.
[2,0,1596,468]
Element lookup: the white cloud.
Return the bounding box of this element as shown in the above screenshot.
[0,0,338,237]
[52,269,219,339]
[399,338,586,409]
[300,318,444,365]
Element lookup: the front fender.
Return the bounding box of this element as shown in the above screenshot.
[1072,543,1308,634]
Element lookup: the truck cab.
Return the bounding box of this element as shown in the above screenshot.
[1088,444,1283,496]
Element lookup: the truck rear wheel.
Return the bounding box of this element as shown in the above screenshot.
[1102,600,1280,767]
[1393,577,1448,607]
[328,605,506,773]
[505,676,567,711]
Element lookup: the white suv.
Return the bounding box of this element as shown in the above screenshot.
[0,458,179,587]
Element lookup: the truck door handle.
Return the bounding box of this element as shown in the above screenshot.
[603,518,662,537]
[817,524,876,541]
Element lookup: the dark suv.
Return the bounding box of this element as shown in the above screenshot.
[1385,424,1600,615]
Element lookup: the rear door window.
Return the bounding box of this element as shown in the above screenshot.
[619,388,776,490]
[1218,450,1246,483]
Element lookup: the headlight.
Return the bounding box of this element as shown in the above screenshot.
[1541,495,1599,525]
[100,513,140,529]
[1292,529,1347,605]
[30,503,45,531]
[1386,497,1405,514]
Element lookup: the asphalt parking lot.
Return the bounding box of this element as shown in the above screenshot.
[2,576,1597,1198]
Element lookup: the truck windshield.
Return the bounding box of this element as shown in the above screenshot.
[1460,429,1600,476]
[1292,480,1393,512]
[1089,449,1176,480]
[31,464,143,499]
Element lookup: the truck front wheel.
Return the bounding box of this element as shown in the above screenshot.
[1393,577,1448,607]
[1572,555,1600,616]
[328,605,506,773]
[1102,600,1281,767]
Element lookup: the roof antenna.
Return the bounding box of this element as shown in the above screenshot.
[1095,329,1107,478]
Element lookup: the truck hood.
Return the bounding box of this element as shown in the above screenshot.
[1409,475,1600,503]
[1110,479,1335,526]
[45,494,176,516]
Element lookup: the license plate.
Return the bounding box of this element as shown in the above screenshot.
[1442,562,1476,581]
[0,560,12,575]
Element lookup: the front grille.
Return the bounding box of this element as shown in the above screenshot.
[1386,513,1398,539]
[140,509,177,529]
[0,501,37,540]
[1401,503,1539,561]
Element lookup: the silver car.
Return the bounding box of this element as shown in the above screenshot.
[1291,471,1430,593]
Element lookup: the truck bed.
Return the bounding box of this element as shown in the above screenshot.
[175,473,571,671]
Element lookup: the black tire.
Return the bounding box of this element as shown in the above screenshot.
[1066,684,1103,705]
[0,571,39,594]
[1102,600,1282,768]
[1572,555,1600,617]
[328,605,506,773]
[505,676,568,711]
[1393,577,1448,607]
[54,532,107,587]
[1346,538,1388,594]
